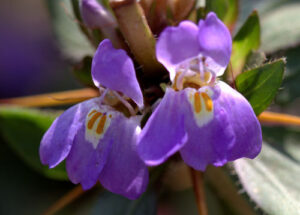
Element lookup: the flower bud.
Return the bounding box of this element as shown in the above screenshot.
[80,0,117,29]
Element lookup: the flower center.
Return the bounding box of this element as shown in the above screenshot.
[85,108,113,149]
[173,56,216,91]
[185,88,214,127]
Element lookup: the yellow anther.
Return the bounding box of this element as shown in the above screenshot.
[194,92,202,113]
[96,115,107,134]
[201,92,213,112]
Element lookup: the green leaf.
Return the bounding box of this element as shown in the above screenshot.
[206,0,238,31]
[234,142,300,215]
[231,11,260,77]
[73,56,94,87]
[235,59,285,115]
[0,107,68,180]
[0,140,73,215]
[261,3,300,53]
[46,0,94,60]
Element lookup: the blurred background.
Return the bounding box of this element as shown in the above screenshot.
[0,0,80,99]
[0,0,300,214]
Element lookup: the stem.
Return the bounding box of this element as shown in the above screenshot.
[110,0,163,76]
[258,111,300,127]
[189,167,208,215]
[0,88,99,107]
[1,88,300,128]
[112,91,136,116]
[42,185,85,215]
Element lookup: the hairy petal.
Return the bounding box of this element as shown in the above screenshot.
[137,88,188,166]
[156,21,200,80]
[92,39,143,107]
[39,98,97,168]
[198,12,232,76]
[99,116,149,200]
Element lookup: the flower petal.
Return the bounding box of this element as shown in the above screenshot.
[99,116,149,200]
[39,98,97,168]
[92,39,143,107]
[137,88,188,166]
[216,82,262,161]
[180,82,262,170]
[156,21,200,80]
[65,108,123,190]
[65,123,111,190]
[198,12,232,76]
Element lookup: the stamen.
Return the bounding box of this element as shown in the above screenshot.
[88,112,102,129]
[201,93,213,112]
[112,91,136,116]
[204,72,211,83]
[99,88,109,105]
[176,70,187,91]
[194,92,202,113]
[96,114,107,134]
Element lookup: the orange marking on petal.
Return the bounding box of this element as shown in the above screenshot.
[194,92,202,113]
[96,115,107,134]
[109,114,112,118]
[88,110,97,117]
[88,112,101,129]
[201,92,213,112]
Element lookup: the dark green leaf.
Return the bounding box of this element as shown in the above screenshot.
[275,46,300,104]
[235,59,285,115]
[238,1,300,53]
[73,56,94,87]
[234,142,300,215]
[0,138,73,215]
[206,0,238,31]
[0,107,68,180]
[231,11,260,77]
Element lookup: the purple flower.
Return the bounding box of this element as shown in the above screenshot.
[39,39,148,199]
[137,12,262,171]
